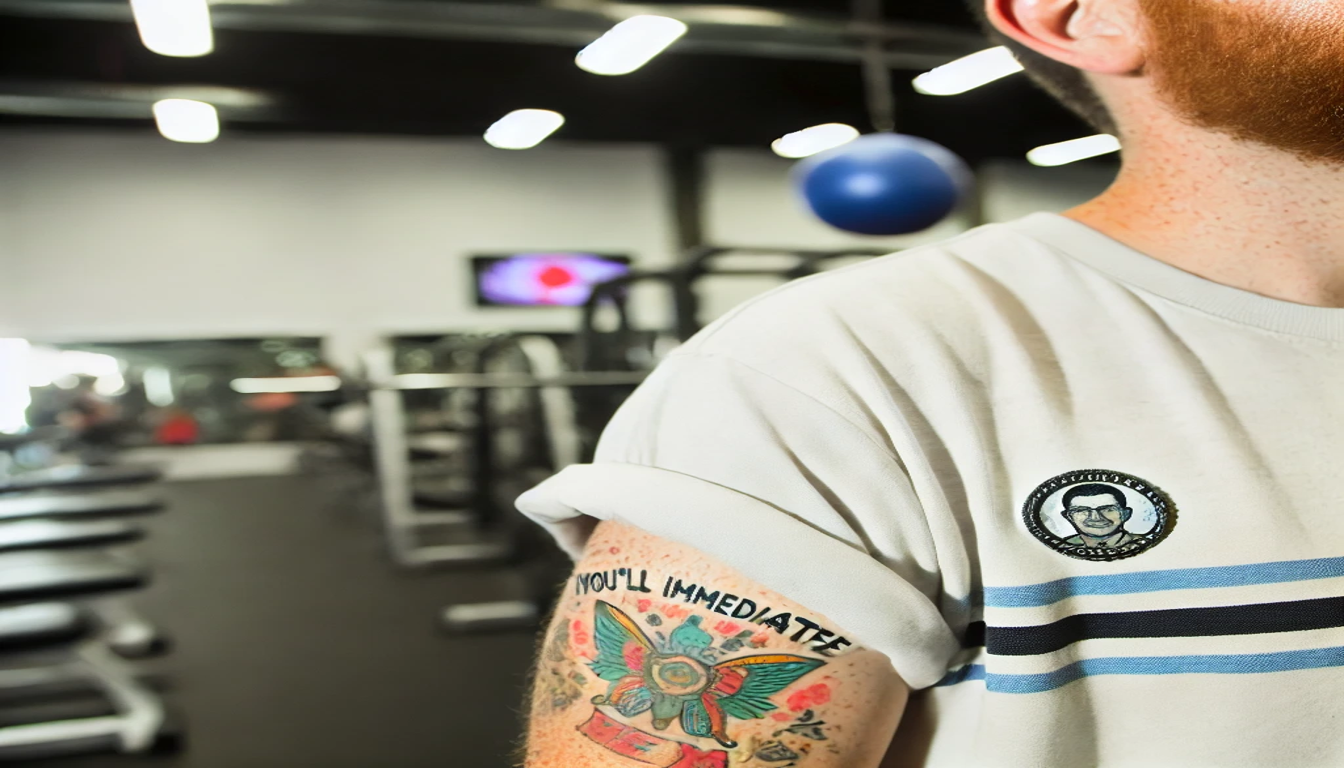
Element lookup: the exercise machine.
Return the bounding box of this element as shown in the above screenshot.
[0,550,176,760]
[364,334,645,569]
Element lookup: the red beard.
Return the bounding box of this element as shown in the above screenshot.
[1140,0,1344,164]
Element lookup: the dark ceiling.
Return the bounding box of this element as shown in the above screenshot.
[0,0,1092,164]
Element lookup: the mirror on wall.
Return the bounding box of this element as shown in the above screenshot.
[3,337,343,450]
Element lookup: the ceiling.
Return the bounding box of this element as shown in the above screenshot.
[0,0,1093,164]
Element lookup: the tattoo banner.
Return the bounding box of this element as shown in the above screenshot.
[578,709,728,768]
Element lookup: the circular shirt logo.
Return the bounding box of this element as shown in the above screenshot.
[1022,469,1176,562]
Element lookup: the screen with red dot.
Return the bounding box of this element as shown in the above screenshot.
[471,254,631,307]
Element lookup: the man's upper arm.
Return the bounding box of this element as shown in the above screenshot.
[524,520,908,768]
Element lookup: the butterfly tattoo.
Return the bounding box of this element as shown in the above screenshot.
[587,600,825,748]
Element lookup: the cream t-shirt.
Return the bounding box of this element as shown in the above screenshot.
[518,213,1344,767]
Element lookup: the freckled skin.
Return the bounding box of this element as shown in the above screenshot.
[1052,0,1344,308]
[522,521,906,768]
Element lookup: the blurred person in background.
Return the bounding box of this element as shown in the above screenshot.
[59,375,125,463]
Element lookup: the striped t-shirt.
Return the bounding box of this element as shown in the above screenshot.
[519,213,1344,766]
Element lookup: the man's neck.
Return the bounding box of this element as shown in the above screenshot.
[1064,128,1344,308]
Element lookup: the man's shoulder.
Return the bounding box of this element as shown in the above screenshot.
[682,219,1065,366]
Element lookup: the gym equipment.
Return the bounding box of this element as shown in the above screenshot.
[0,490,164,522]
[0,464,163,495]
[580,245,892,354]
[0,550,164,659]
[0,547,175,760]
[0,550,146,605]
[365,334,645,569]
[0,520,143,553]
[0,603,88,651]
[0,605,174,759]
[438,334,596,632]
[794,132,973,235]
[0,401,178,758]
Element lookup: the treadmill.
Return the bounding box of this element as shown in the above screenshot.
[0,550,177,759]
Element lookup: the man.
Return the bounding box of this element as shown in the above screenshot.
[517,0,1344,765]
[1059,484,1135,549]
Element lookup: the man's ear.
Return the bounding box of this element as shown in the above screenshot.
[983,0,1144,75]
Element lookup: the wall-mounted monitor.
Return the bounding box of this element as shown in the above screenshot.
[471,253,632,307]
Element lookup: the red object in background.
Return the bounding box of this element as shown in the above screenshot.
[156,413,200,445]
[247,392,299,412]
[538,265,575,287]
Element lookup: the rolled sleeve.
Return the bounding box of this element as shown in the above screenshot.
[515,352,961,689]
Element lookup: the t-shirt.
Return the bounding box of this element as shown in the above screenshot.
[516,212,1344,767]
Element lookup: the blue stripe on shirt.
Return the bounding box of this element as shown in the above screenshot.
[936,645,1344,694]
[984,556,1344,608]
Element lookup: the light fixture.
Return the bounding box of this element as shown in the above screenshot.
[0,339,31,435]
[144,367,175,407]
[1027,134,1123,167]
[153,99,220,143]
[484,109,565,150]
[771,123,860,159]
[912,46,1024,96]
[230,376,343,394]
[576,15,688,76]
[129,0,213,57]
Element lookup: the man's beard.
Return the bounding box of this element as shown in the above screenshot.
[1140,0,1344,164]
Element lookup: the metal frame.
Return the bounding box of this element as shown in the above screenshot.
[365,346,497,567]
[0,639,168,759]
[364,336,646,568]
[579,246,894,360]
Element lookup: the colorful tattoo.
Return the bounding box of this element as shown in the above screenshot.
[541,621,587,711]
[577,708,728,767]
[586,601,825,749]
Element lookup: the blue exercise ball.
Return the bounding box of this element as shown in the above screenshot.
[794,133,973,236]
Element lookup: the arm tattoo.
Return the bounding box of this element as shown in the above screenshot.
[573,599,837,765]
[572,570,853,656]
[540,620,588,712]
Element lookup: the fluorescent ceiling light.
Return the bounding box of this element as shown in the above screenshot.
[129,0,213,57]
[1027,134,1123,167]
[913,46,1024,96]
[576,15,688,76]
[484,109,565,150]
[153,99,220,143]
[230,376,343,394]
[772,123,860,159]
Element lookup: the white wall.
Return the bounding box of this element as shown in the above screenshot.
[1,130,1117,369]
[0,130,678,366]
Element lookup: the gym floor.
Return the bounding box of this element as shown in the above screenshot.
[52,474,544,768]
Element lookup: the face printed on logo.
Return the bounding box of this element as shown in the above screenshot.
[1023,470,1176,562]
